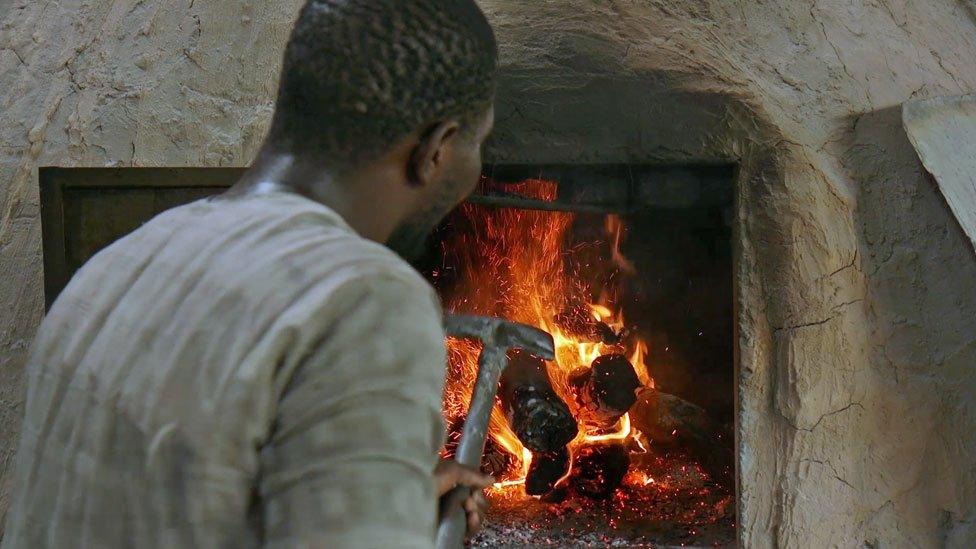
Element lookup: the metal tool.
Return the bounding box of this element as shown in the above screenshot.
[436,314,555,549]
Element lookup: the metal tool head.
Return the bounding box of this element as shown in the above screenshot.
[444,314,555,359]
[437,314,556,549]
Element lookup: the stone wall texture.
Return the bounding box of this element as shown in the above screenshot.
[2,1,975,546]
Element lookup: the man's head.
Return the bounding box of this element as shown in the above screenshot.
[265,0,497,259]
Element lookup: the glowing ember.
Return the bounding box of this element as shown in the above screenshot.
[471,451,735,547]
[439,177,654,493]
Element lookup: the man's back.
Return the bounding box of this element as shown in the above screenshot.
[3,191,447,548]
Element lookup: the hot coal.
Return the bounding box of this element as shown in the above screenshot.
[471,450,736,549]
[571,353,642,430]
[570,443,631,500]
[500,350,578,453]
[631,387,733,486]
[538,486,568,504]
[525,446,571,496]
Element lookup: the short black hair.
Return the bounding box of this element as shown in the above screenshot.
[268,0,497,169]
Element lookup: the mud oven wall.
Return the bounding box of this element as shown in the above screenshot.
[478,73,763,540]
[480,12,976,547]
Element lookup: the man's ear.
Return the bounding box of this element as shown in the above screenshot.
[407,120,460,187]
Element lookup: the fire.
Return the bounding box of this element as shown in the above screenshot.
[581,413,631,443]
[605,214,636,275]
[439,177,653,491]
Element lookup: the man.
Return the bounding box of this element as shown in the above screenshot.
[3,1,497,547]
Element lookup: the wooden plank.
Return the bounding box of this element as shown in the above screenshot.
[38,168,243,307]
[39,169,68,310]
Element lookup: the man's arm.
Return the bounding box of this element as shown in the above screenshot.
[258,272,447,548]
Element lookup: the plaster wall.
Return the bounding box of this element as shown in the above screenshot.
[1,0,975,545]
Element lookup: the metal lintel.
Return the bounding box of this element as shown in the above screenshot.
[465,192,632,214]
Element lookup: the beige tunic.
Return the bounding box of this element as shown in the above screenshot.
[2,192,447,548]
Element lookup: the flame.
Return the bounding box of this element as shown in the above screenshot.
[605,214,636,275]
[440,177,653,491]
[492,478,527,490]
[632,429,650,453]
[590,304,613,321]
[629,340,654,388]
[581,413,632,443]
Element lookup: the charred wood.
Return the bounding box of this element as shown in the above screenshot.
[539,486,568,503]
[500,350,578,453]
[570,353,641,430]
[525,446,570,496]
[631,387,733,486]
[570,443,630,500]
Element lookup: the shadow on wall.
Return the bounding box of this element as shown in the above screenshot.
[843,105,976,544]
[484,73,739,165]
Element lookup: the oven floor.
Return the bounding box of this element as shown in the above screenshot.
[469,453,735,548]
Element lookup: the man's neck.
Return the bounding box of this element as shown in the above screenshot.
[229,149,408,243]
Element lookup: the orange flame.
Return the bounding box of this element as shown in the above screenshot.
[440,178,653,491]
[605,214,636,275]
[581,413,632,443]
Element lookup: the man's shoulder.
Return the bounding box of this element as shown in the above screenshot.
[207,192,431,289]
[224,193,441,317]
[58,191,437,326]
[309,238,440,314]
[330,238,430,288]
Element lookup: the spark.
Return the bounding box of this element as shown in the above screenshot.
[439,177,656,496]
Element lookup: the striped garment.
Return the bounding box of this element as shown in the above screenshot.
[3,191,447,548]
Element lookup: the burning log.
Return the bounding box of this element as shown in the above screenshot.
[553,308,622,344]
[570,353,642,431]
[500,350,578,453]
[631,387,733,486]
[570,443,630,499]
[525,446,570,496]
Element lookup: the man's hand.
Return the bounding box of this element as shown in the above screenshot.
[435,459,494,537]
